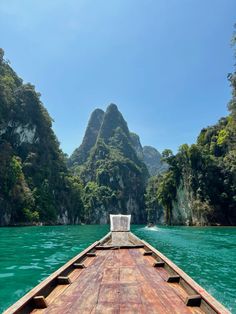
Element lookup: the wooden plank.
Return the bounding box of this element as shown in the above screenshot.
[97,283,119,303]
[185,295,202,307]
[101,267,119,283]
[116,249,136,267]
[140,239,230,314]
[86,252,96,257]
[34,250,110,314]
[45,285,68,304]
[57,276,71,285]
[119,283,142,304]
[129,249,193,314]
[97,232,111,245]
[3,241,99,314]
[119,267,138,283]
[73,263,86,268]
[153,261,165,267]
[119,303,145,314]
[68,268,83,282]
[4,231,230,314]
[33,296,47,309]
[95,244,145,250]
[92,303,119,314]
[138,279,173,313]
[167,275,180,283]
[31,247,202,314]
[143,251,153,256]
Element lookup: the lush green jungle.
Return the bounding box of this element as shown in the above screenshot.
[0,27,236,226]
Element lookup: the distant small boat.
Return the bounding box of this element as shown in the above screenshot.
[4,215,230,314]
[147,222,155,228]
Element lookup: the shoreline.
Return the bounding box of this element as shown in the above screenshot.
[1,223,236,228]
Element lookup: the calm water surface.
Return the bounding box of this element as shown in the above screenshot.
[0,225,235,313]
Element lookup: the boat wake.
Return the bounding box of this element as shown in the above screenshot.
[144,226,160,232]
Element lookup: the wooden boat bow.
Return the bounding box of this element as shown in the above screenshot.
[4,215,230,314]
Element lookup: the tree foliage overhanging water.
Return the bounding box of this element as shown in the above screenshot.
[0,25,236,227]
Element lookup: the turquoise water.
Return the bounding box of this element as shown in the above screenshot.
[0,225,235,313]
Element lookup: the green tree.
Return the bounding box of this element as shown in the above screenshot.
[157,171,176,224]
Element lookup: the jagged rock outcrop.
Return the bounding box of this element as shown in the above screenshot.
[143,146,168,176]
[68,109,104,167]
[146,179,213,226]
[0,49,83,226]
[129,132,144,161]
[69,104,149,224]
[171,182,210,226]
[129,134,168,176]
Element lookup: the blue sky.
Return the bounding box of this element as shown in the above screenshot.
[0,0,235,155]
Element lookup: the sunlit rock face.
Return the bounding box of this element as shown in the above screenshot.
[143,146,168,176]
[69,104,149,224]
[168,180,224,226]
[68,108,105,167]
[0,50,81,226]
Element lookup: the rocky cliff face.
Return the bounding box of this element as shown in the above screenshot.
[150,180,213,226]
[0,49,83,225]
[129,134,168,176]
[171,182,210,226]
[143,146,168,176]
[68,109,104,167]
[69,104,149,224]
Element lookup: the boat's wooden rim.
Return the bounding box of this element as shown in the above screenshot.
[140,238,230,314]
[3,240,100,314]
[3,231,230,314]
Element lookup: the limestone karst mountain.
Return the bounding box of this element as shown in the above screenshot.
[0,49,83,226]
[143,146,168,176]
[68,109,105,167]
[69,104,154,223]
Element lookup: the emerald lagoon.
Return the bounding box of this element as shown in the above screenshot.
[0,225,235,313]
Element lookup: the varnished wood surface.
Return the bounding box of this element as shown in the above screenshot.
[4,231,230,314]
[141,240,230,314]
[3,241,101,314]
[30,248,205,314]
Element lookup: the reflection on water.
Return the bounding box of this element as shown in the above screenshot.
[0,224,235,312]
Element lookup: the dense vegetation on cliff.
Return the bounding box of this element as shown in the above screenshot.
[0,47,165,226]
[69,104,150,223]
[145,32,236,225]
[1,27,236,227]
[0,49,83,225]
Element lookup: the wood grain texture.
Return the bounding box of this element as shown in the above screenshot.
[4,231,230,314]
[29,248,207,314]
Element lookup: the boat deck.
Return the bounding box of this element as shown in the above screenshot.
[31,247,204,314]
[4,224,230,314]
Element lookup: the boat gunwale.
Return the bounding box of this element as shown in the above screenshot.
[135,234,230,314]
[3,240,101,314]
[3,231,231,314]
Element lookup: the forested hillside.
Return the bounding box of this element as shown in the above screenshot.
[69,104,149,223]
[0,49,83,225]
[1,28,236,227]
[145,32,236,226]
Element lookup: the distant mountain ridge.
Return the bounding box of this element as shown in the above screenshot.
[143,146,168,176]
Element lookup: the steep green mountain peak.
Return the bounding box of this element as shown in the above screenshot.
[69,104,149,223]
[0,49,84,226]
[69,108,104,167]
[98,103,130,143]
